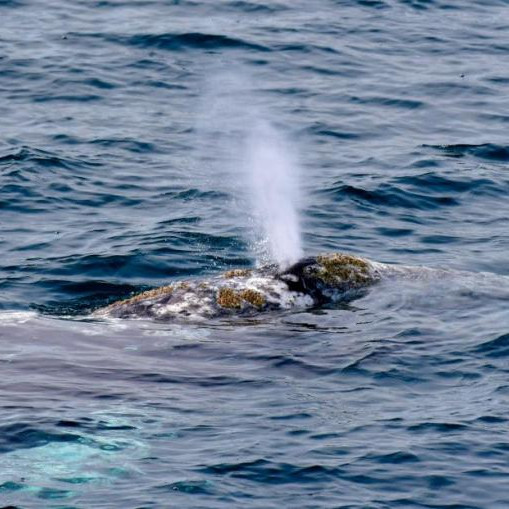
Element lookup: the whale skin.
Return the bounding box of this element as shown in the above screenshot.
[93,253,388,321]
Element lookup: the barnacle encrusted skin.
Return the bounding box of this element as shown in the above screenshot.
[101,284,174,312]
[223,269,252,279]
[217,287,243,309]
[239,289,266,309]
[216,287,267,309]
[117,284,174,305]
[315,253,373,286]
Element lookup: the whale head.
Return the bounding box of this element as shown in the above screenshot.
[277,253,379,304]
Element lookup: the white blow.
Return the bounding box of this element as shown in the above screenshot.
[196,70,303,269]
[243,120,303,269]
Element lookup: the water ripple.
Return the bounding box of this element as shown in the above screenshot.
[1,0,509,507]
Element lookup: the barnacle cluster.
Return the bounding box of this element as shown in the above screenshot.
[223,268,252,279]
[315,253,372,286]
[103,284,174,311]
[217,287,243,308]
[239,289,266,308]
[217,287,266,309]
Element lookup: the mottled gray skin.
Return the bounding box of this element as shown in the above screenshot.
[94,253,384,322]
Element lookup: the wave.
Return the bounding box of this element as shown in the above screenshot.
[70,31,270,53]
[426,143,509,162]
[326,183,459,210]
[0,146,101,170]
[473,332,509,358]
[322,169,506,212]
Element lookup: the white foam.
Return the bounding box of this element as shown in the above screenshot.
[0,311,37,324]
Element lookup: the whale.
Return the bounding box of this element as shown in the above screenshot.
[93,252,445,322]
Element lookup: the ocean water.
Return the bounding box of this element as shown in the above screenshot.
[1,0,509,507]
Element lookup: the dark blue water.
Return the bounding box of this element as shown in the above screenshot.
[1,0,509,507]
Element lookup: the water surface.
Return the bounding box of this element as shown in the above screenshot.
[1,0,509,507]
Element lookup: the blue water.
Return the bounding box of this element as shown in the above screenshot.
[1,0,509,507]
